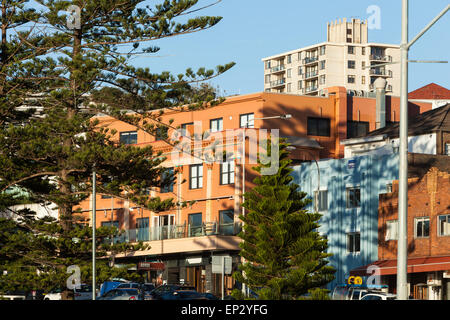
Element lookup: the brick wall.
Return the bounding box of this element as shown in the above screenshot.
[378,167,450,260]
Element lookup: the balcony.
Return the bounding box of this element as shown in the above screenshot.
[108,222,243,257]
[106,221,243,244]
[304,70,318,79]
[369,84,393,92]
[369,55,392,62]
[304,86,318,94]
[270,78,286,88]
[369,69,392,77]
[270,65,285,73]
[303,56,319,65]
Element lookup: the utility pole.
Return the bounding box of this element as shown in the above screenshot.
[92,165,96,300]
[396,1,449,300]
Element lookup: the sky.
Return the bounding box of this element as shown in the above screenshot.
[134,0,450,97]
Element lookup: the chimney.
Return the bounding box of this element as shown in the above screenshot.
[374,77,387,129]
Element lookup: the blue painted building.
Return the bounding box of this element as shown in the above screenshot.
[291,153,399,290]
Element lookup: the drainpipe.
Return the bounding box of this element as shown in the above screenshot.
[374,77,387,129]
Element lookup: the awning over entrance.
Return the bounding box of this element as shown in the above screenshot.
[350,256,450,276]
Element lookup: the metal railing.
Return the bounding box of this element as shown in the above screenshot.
[104,222,243,244]
[369,55,392,62]
[303,56,319,64]
[304,71,318,79]
[369,69,392,77]
[270,65,285,73]
[304,85,318,93]
[270,78,285,87]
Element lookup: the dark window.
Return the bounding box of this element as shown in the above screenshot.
[415,217,430,238]
[348,46,355,54]
[307,117,330,137]
[347,121,369,138]
[347,232,360,253]
[155,126,168,141]
[137,217,149,242]
[189,164,203,189]
[314,190,328,212]
[346,187,361,208]
[347,75,355,83]
[101,221,119,228]
[220,161,235,185]
[348,60,355,69]
[219,210,235,235]
[161,168,174,193]
[120,131,137,145]
[188,213,203,236]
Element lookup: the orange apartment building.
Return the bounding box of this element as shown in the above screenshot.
[74,86,432,296]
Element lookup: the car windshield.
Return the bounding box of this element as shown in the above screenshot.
[121,289,139,295]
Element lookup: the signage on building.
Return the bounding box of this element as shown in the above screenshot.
[348,159,356,169]
[212,256,232,274]
[138,262,165,271]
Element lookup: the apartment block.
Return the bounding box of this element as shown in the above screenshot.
[262,18,400,97]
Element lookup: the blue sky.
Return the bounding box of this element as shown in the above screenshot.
[135,0,450,96]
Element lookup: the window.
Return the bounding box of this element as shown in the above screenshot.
[297,80,303,90]
[181,122,194,136]
[219,210,235,235]
[346,187,361,208]
[189,164,203,189]
[438,215,450,236]
[314,190,328,212]
[240,113,254,128]
[348,46,355,54]
[386,183,393,193]
[319,45,326,55]
[347,232,360,253]
[101,221,119,228]
[347,75,355,83]
[210,118,223,132]
[307,117,330,137]
[385,220,398,240]
[265,74,271,84]
[361,76,366,85]
[120,131,137,145]
[220,161,235,185]
[362,61,366,69]
[362,47,366,55]
[137,217,149,241]
[188,213,203,236]
[155,126,168,141]
[265,61,271,69]
[287,54,292,64]
[319,60,326,70]
[348,60,355,69]
[298,66,303,75]
[287,68,292,78]
[319,75,326,85]
[415,217,430,238]
[347,121,369,138]
[287,83,292,92]
[445,143,450,156]
[160,168,174,193]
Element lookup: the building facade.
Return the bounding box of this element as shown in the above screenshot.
[262,18,400,97]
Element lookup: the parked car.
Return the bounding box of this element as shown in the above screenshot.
[360,293,397,300]
[146,284,196,300]
[142,283,156,300]
[0,291,27,300]
[74,284,94,300]
[43,288,63,300]
[162,290,210,300]
[97,288,142,300]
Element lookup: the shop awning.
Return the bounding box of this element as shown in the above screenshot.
[350,256,450,276]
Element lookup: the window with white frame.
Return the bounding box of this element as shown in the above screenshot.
[415,217,430,238]
[220,161,235,185]
[189,164,203,189]
[347,232,360,253]
[314,190,328,212]
[210,118,223,132]
[438,214,450,236]
[287,68,292,78]
[385,220,398,240]
[445,143,450,156]
[240,113,254,128]
[119,131,137,145]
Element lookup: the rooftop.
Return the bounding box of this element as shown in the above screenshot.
[409,83,450,100]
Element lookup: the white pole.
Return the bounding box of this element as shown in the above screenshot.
[92,166,96,300]
[222,256,225,300]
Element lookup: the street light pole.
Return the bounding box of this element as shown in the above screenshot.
[92,165,96,300]
[396,1,449,300]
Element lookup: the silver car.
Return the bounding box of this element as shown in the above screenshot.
[97,288,142,300]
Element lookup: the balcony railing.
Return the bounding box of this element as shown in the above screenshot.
[270,65,285,73]
[369,69,392,77]
[104,222,243,244]
[369,55,392,62]
[304,71,318,79]
[304,86,318,93]
[270,78,286,87]
[303,56,319,64]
